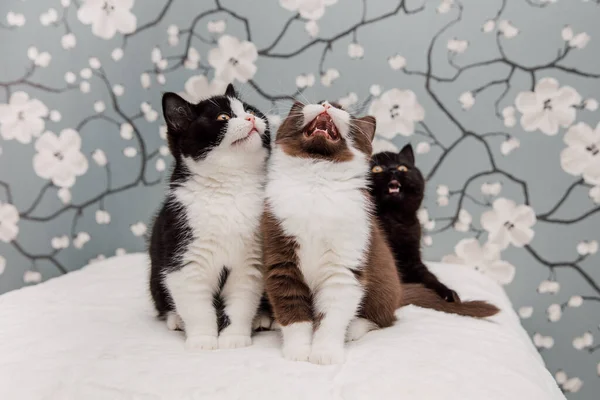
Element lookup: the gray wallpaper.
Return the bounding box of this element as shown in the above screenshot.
[0,0,599,397]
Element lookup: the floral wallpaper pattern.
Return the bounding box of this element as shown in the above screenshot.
[0,0,599,397]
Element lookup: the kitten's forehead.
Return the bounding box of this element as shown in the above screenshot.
[228,97,246,117]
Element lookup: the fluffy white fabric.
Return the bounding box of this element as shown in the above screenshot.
[0,253,565,400]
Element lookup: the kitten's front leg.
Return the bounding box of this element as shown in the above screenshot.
[309,266,363,365]
[165,262,221,350]
[219,248,264,349]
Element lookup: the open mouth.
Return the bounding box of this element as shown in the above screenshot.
[232,128,258,146]
[388,180,401,194]
[303,112,340,141]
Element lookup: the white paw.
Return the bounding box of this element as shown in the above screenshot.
[309,346,345,365]
[218,335,252,349]
[185,334,218,351]
[282,344,311,362]
[166,312,184,331]
[346,318,377,342]
[252,314,274,331]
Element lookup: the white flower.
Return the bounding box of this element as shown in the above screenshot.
[40,8,58,26]
[79,81,91,93]
[437,196,449,206]
[57,188,71,204]
[502,106,517,127]
[92,149,107,166]
[51,235,69,250]
[159,145,170,156]
[140,73,151,89]
[437,185,449,196]
[555,371,567,385]
[295,73,316,89]
[73,231,90,249]
[482,19,495,33]
[24,270,42,284]
[459,91,475,110]
[0,255,5,275]
[156,158,166,172]
[590,186,600,204]
[50,110,62,122]
[111,47,123,61]
[0,91,49,144]
[120,123,133,140]
[115,248,127,256]
[159,125,167,140]
[498,20,519,38]
[417,208,435,231]
[0,202,19,243]
[562,26,573,41]
[184,47,201,69]
[62,0,72,7]
[372,138,399,154]
[95,210,111,224]
[568,295,583,308]
[61,33,77,49]
[89,254,106,264]
[437,0,453,13]
[532,333,554,349]
[481,182,502,196]
[151,47,162,64]
[388,54,406,70]
[422,235,433,247]
[348,43,364,59]
[320,68,340,87]
[27,46,51,67]
[368,89,425,138]
[442,238,516,284]
[6,12,26,27]
[80,68,92,79]
[573,332,593,350]
[560,122,600,185]
[569,32,590,49]
[304,20,318,37]
[124,147,137,157]
[538,279,560,294]
[141,102,158,122]
[89,57,101,69]
[501,136,520,155]
[577,240,598,255]
[207,20,226,33]
[415,142,430,154]
[93,101,105,113]
[481,198,536,249]
[547,303,562,322]
[370,84,382,97]
[280,0,337,20]
[518,306,533,319]
[447,39,468,53]
[179,75,228,104]
[338,92,358,109]
[33,129,88,188]
[167,24,179,46]
[515,77,581,135]
[157,74,166,85]
[131,222,147,237]
[454,209,472,232]
[584,98,598,112]
[113,84,124,96]
[208,35,258,83]
[77,0,136,40]
[562,377,583,393]
[65,71,77,84]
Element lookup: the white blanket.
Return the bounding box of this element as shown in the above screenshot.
[0,253,564,400]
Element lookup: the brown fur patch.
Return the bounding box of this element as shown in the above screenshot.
[351,116,376,156]
[261,204,314,326]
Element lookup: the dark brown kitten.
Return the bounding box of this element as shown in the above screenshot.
[370,145,460,302]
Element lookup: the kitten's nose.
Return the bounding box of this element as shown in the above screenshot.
[388,180,400,189]
[245,115,255,123]
[322,103,331,110]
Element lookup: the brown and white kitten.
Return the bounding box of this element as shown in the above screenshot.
[262,102,499,365]
[371,145,460,302]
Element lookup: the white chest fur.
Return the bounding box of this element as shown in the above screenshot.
[265,148,372,290]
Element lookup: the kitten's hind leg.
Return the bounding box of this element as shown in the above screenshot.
[346,318,378,342]
[165,263,221,351]
[218,259,263,349]
[166,311,184,331]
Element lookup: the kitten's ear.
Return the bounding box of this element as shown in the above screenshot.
[225,83,237,98]
[399,144,415,164]
[162,92,195,133]
[354,116,377,142]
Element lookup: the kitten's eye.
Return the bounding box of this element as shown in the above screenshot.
[217,113,230,121]
[397,166,408,172]
[247,109,255,116]
[372,166,383,173]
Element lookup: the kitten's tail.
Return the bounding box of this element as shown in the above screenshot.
[399,284,500,318]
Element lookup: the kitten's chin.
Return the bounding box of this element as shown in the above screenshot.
[231,130,263,150]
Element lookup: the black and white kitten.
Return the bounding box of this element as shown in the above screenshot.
[370,144,460,302]
[149,84,270,350]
